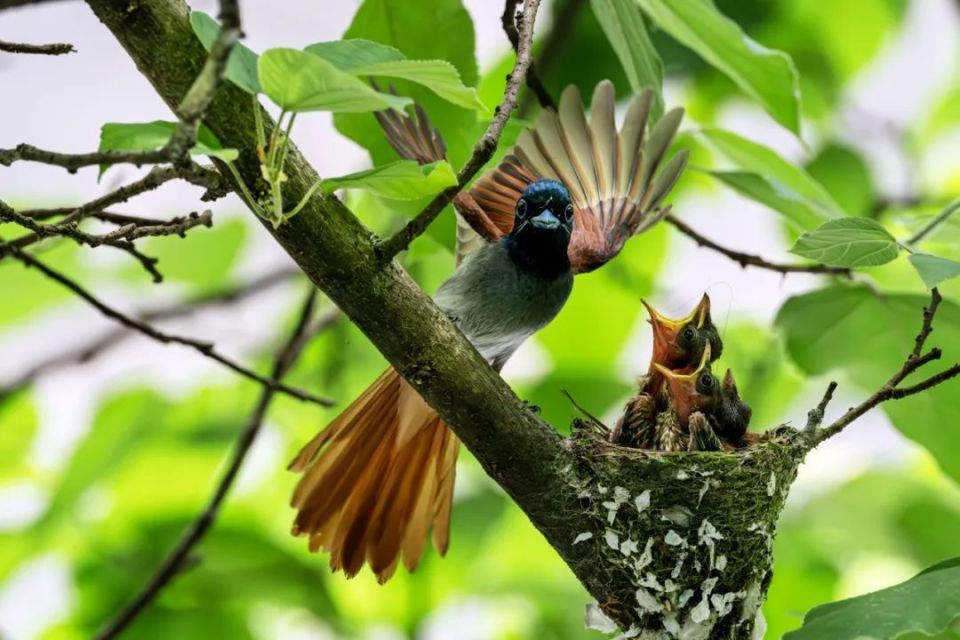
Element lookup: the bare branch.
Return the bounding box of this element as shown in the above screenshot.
[907,198,960,246]
[804,381,837,433]
[811,288,960,445]
[93,288,321,640]
[2,243,335,407]
[0,266,303,400]
[518,0,586,115]
[501,0,555,110]
[376,0,544,261]
[0,39,74,55]
[666,215,852,277]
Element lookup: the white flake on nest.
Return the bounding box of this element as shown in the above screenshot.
[715,555,728,572]
[573,532,593,545]
[671,552,687,579]
[620,538,640,557]
[634,489,651,513]
[697,519,724,570]
[690,594,712,624]
[676,470,690,480]
[678,589,695,608]
[603,501,620,524]
[662,614,681,635]
[711,592,736,617]
[740,579,763,622]
[751,608,767,640]
[639,573,664,592]
[665,530,687,547]
[635,538,655,572]
[766,472,777,496]
[584,602,617,633]
[605,529,620,551]
[614,625,641,640]
[679,617,715,640]
[604,486,633,523]
[661,505,693,527]
[635,587,664,613]
[598,484,609,495]
[701,577,719,595]
[664,579,678,593]
[614,486,631,503]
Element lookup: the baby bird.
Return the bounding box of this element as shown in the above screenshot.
[643,293,722,396]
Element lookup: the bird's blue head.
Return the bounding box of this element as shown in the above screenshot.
[504,179,574,277]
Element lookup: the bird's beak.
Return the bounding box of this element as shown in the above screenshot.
[530,209,560,230]
[692,293,712,329]
[643,299,695,361]
[653,345,712,423]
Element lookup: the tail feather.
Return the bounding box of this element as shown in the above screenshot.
[289,368,460,583]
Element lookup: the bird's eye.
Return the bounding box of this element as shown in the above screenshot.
[516,198,528,219]
[680,326,696,342]
[698,372,716,392]
[564,203,574,221]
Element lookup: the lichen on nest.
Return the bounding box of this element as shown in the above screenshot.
[565,420,807,639]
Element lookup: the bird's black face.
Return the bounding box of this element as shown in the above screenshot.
[505,179,574,277]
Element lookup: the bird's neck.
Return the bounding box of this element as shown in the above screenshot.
[502,231,571,279]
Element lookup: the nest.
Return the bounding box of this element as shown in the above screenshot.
[564,420,808,639]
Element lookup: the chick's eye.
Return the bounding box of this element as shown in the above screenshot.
[516,199,527,218]
[680,326,696,342]
[698,373,715,392]
[564,203,574,221]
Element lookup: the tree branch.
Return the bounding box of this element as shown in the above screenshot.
[906,198,960,245]
[809,288,960,445]
[0,266,303,400]
[0,39,74,54]
[501,0,555,110]
[93,288,321,640]
[666,214,852,277]
[375,0,544,261]
[2,243,334,407]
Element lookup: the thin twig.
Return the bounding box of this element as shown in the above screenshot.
[0,266,304,400]
[0,39,74,55]
[376,0,544,261]
[93,288,321,640]
[2,244,335,407]
[518,0,586,115]
[666,215,852,277]
[804,381,837,433]
[906,198,960,246]
[501,0,555,110]
[810,288,960,445]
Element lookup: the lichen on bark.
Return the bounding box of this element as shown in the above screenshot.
[563,421,808,639]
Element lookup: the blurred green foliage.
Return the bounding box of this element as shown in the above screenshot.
[3,0,960,638]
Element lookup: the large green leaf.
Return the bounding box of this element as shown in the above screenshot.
[258,48,410,113]
[348,60,487,112]
[784,558,960,640]
[635,0,801,134]
[790,218,901,267]
[98,121,238,178]
[320,160,458,200]
[304,38,406,70]
[776,284,960,482]
[190,11,261,94]
[590,0,664,119]
[909,253,960,289]
[699,128,844,230]
[335,0,479,168]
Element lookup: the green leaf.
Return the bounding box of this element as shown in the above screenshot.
[334,0,479,168]
[784,558,960,640]
[348,60,487,112]
[699,128,844,229]
[790,218,901,267]
[97,121,238,178]
[590,0,664,119]
[190,11,261,94]
[909,253,960,289]
[635,0,802,134]
[320,160,457,200]
[304,38,406,70]
[258,48,410,113]
[805,145,875,217]
[776,284,960,482]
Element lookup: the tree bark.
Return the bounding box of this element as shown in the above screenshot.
[82,1,809,635]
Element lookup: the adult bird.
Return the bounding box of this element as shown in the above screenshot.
[289,81,689,582]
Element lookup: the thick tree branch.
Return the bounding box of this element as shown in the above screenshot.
[809,288,960,445]
[93,288,321,640]
[0,39,74,54]
[2,243,334,407]
[84,0,596,602]
[666,215,852,277]
[0,265,303,399]
[375,0,543,261]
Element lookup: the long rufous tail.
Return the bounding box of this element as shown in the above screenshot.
[288,368,460,583]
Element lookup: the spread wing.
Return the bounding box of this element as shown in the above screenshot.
[470,81,688,273]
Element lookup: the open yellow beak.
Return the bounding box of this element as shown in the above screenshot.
[643,294,712,367]
[652,345,712,422]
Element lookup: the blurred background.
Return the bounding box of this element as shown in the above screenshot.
[2,0,960,638]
